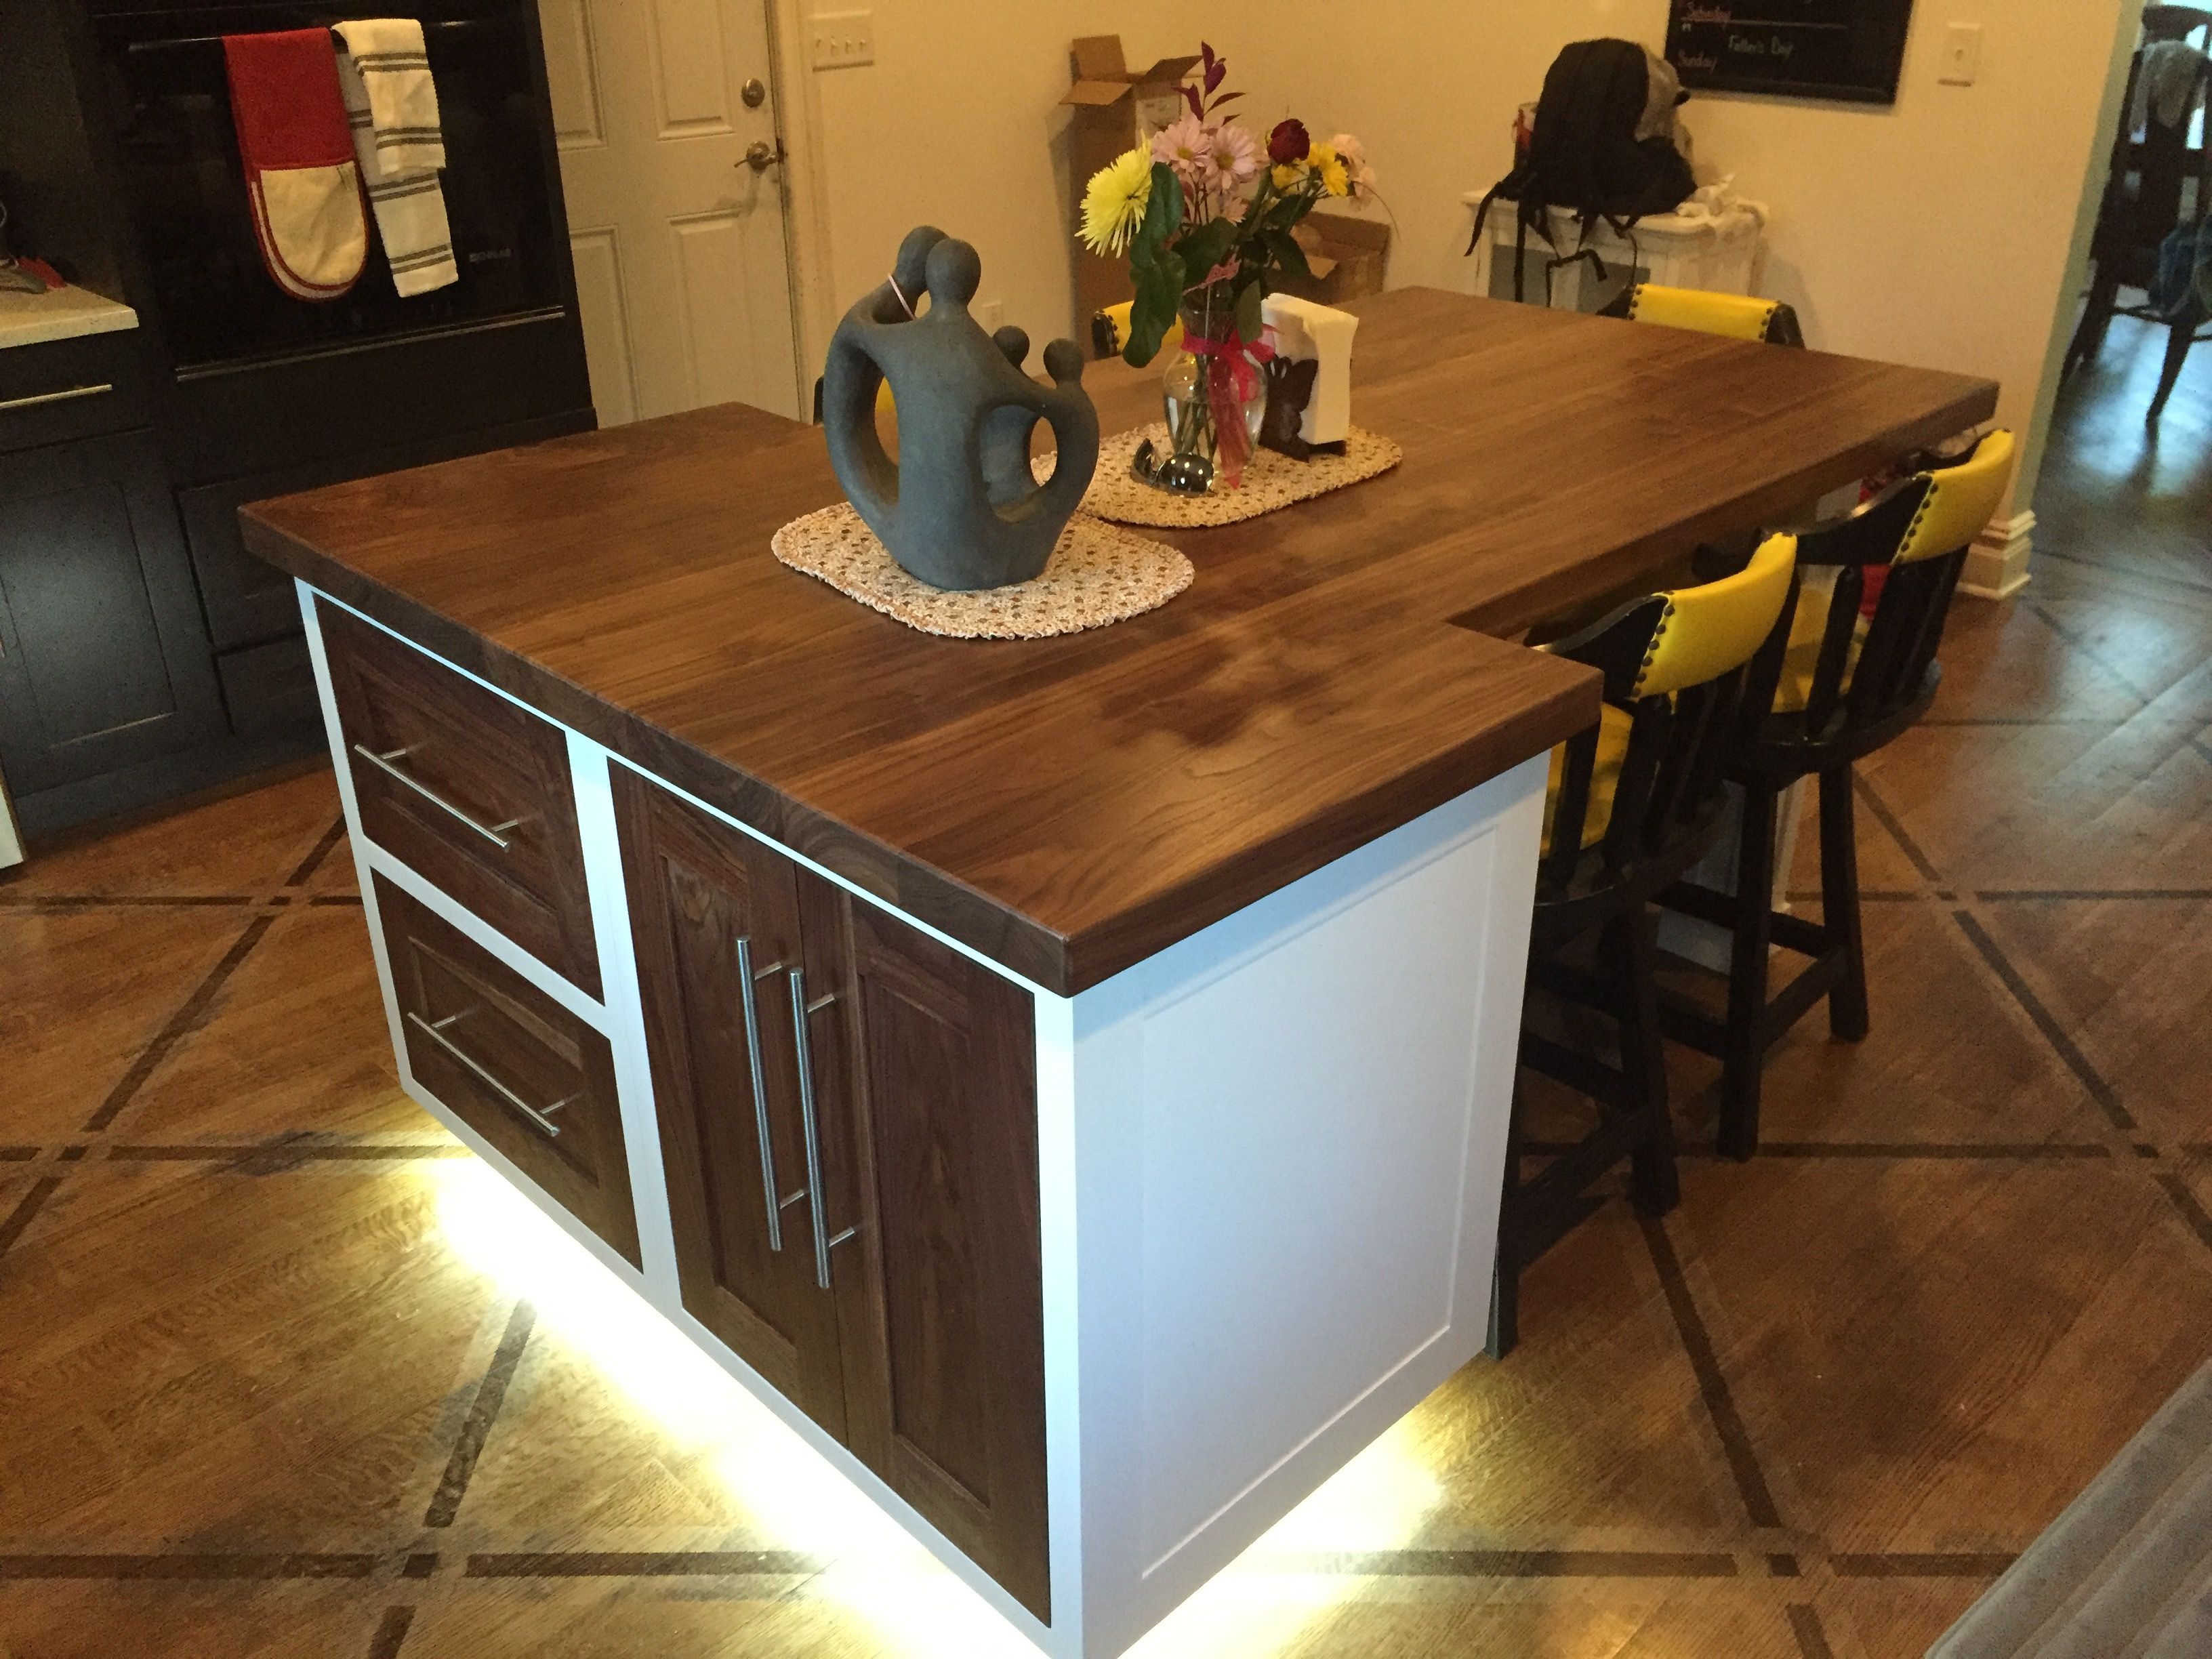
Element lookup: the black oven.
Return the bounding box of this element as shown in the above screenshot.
[91,0,569,373]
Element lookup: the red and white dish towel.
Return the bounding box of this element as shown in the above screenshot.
[224,28,367,300]
[333,19,457,295]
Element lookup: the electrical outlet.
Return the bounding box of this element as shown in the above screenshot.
[1939,22,1983,86]
[809,10,874,70]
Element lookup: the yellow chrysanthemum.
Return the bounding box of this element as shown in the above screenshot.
[1270,161,1304,191]
[1080,146,1153,255]
[1309,141,1349,198]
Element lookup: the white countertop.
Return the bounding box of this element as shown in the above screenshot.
[0,282,139,350]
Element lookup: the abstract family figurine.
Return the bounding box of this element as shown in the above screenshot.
[821,227,1100,592]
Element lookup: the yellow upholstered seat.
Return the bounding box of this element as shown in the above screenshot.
[1540,533,1798,857]
[1626,283,1794,343]
[1094,300,1185,360]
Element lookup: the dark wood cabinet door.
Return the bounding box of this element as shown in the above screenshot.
[0,432,222,796]
[614,769,850,1439]
[809,882,1050,1622]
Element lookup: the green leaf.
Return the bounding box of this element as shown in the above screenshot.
[1266,228,1313,283]
[1123,251,1187,367]
[1233,280,1265,344]
[1128,162,1183,266]
[1176,216,1240,283]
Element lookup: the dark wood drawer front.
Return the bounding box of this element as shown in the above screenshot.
[377,874,638,1265]
[0,332,150,453]
[321,600,600,998]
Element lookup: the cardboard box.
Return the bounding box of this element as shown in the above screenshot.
[1279,211,1391,306]
[1063,36,1199,324]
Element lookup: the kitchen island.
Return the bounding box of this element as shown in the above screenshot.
[241,287,1994,1659]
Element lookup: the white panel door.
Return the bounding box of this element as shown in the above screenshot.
[539,0,802,423]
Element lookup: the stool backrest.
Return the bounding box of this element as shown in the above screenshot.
[1625,283,1804,346]
[1780,429,2017,737]
[1540,534,1798,888]
[1092,302,1186,361]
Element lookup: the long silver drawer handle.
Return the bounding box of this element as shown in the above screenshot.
[405,1010,569,1139]
[352,743,522,851]
[0,382,113,414]
[787,967,857,1290]
[735,935,793,1253]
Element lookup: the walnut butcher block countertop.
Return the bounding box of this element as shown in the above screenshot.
[239,288,1996,994]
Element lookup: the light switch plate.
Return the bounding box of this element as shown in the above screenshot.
[809,9,874,70]
[1939,22,1983,86]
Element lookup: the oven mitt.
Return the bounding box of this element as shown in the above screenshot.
[224,29,368,301]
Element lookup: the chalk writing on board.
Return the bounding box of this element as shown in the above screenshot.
[1666,0,1914,105]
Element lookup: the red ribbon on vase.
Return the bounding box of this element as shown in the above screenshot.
[1185,325,1275,489]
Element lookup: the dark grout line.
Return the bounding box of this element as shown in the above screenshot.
[1767,1552,1801,1577]
[284,817,350,889]
[308,893,366,905]
[1830,1551,2015,1578]
[1637,1214,1784,1530]
[81,914,279,1134]
[1788,1603,1838,1659]
[1851,773,1945,886]
[424,1299,537,1530]
[2028,604,2159,708]
[367,1604,415,1659]
[1974,888,2212,902]
[108,1143,470,1170]
[0,1553,384,1580]
[0,1146,37,1162]
[1278,1549,1738,1578]
[465,1551,824,1578]
[1951,910,2135,1133]
[0,1176,63,1263]
[2153,1172,2212,1256]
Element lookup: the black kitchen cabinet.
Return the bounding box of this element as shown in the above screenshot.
[0,430,224,798]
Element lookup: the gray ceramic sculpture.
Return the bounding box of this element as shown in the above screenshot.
[821,226,1099,592]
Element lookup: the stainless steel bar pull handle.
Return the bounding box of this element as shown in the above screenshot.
[735,935,791,1252]
[787,967,857,1290]
[0,382,113,415]
[405,1010,569,1139]
[352,744,523,850]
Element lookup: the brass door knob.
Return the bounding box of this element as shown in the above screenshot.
[741,139,784,173]
[741,77,767,108]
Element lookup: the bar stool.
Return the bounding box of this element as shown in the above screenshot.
[1493,533,1798,1357]
[1654,430,2018,1158]
[1090,300,1184,361]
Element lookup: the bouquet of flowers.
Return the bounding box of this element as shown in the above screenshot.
[1078,43,1374,485]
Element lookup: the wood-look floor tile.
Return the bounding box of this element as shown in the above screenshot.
[399,1586,874,1659]
[1408,1202,1752,1544]
[115,907,432,1147]
[1784,779,1931,897]
[1734,902,2119,1147]
[2028,597,2212,728]
[1814,1575,1989,1659]
[0,1581,394,1659]
[0,907,263,1142]
[1858,716,2212,890]
[1971,897,2212,1148]
[1669,1158,2212,1557]
[1260,1582,1811,1659]
[1,766,341,900]
[308,834,362,897]
[1925,594,2149,725]
[0,1162,500,1549]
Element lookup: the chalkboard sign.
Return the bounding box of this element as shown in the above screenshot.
[1666,1,1916,105]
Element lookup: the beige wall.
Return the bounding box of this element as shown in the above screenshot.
[802,2,2137,577]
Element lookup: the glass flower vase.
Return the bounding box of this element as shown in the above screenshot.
[1162,295,1267,491]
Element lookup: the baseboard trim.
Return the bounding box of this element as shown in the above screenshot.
[1962,510,2035,600]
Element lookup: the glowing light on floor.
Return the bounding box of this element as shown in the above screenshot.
[430,1158,1443,1658]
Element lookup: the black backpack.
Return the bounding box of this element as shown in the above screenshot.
[1469,39,1696,301]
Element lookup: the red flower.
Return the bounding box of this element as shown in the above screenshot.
[1268,119,1310,165]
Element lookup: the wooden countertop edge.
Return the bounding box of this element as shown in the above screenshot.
[247,516,1593,995]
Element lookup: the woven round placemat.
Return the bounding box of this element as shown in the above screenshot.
[1071,424,1404,527]
[771,503,1193,640]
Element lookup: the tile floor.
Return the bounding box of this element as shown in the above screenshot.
[1,318,2209,1658]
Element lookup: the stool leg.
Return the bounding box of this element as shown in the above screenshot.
[1486,1096,1523,1359]
[1719,779,1778,1161]
[1617,907,1680,1214]
[1821,765,1871,1042]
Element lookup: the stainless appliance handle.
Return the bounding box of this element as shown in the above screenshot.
[735,935,792,1252]
[0,382,112,415]
[405,1010,569,1139]
[352,744,520,850]
[787,968,857,1290]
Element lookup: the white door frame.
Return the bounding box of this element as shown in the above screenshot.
[0,762,22,869]
[764,0,838,411]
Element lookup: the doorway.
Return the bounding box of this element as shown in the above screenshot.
[536,0,807,424]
